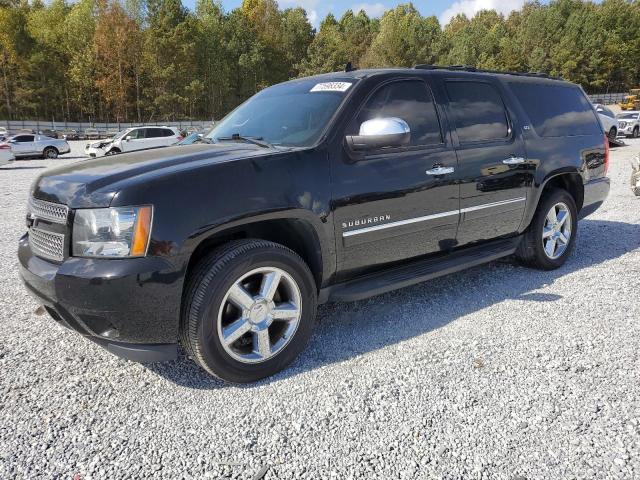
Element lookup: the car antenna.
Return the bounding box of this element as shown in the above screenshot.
[345,62,356,72]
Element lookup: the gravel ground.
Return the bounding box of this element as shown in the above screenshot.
[0,140,639,479]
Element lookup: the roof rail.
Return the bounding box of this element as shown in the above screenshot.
[413,64,562,80]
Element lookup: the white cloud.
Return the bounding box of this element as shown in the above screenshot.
[280,0,320,26]
[307,9,318,26]
[352,2,386,18]
[439,0,526,25]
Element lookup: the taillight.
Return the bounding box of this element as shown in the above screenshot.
[176,136,183,142]
[0,144,10,150]
[604,134,610,175]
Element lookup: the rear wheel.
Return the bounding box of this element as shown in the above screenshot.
[43,147,58,159]
[181,239,317,383]
[516,189,578,270]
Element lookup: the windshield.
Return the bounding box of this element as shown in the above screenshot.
[617,113,639,119]
[207,78,356,147]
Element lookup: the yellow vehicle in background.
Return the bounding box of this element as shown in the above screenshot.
[620,89,640,110]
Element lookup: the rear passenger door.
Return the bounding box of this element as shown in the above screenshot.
[145,128,170,148]
[443,77,532,246]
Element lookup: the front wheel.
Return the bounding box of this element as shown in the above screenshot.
[633,127,639,139]
[180,239,317,383]
[43,147,58,159]
[608,127,617,141]
[516,189,578,270]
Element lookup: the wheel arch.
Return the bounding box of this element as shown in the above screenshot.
[522,170,585,231]
[43,145,59,154]
[183,214,327,294]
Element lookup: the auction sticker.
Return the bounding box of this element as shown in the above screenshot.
[310,82,353,93]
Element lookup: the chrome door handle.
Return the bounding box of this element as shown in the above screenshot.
[503,156,525,165]
[426,166,454,175]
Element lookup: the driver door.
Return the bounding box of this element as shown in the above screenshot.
[331,78,460,278]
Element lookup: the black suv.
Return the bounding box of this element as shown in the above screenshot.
[19,67,610,382]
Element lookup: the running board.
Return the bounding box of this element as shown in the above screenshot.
[322,237,521,303]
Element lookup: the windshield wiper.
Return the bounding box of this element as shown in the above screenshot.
[215,133,273,148]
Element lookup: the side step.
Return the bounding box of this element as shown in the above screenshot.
[323,236,522,303]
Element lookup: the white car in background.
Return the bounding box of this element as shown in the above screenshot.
[593,104,618,140]
[0,142,15,166]
[616,111,640,138]
[1,134,70,159]
[84,126,182,157]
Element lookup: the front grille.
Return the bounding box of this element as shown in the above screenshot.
[29,198,69,224]
[29,227,65,262]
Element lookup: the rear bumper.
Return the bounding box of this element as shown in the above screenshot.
[18,234,182,362]
[579,176,610,219]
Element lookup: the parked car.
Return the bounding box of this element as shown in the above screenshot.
[83,128,100,140]
[4,134,70,159]
[593,104,618,140]
[19,67,609,383]
[0,127,8,136]
[38,129,59,139]
[617,111,640,138]
[105,128,120,137]
[631,154,640,196]
[62,129,80,140]
[0,142,15,166]
[84,126,182,157]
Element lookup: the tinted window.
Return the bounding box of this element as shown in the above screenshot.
[145,128,164,138]
[162,129,174,137]
[355,80,442,146]
[14,135,34,142]
[445,81,510,142]
[510,83,600,137]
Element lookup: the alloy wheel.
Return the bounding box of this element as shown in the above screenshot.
[542,202,572,260]
[217,267,302,364]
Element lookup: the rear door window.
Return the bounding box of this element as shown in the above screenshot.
[145,128,165,138]
[509,82,600,137]
[14,135,34,142]
[162,129,175,137]
[445,81,510,143]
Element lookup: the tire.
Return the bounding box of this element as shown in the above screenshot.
[634,127,639,139]
[105,148,120,156]
[180,239,317,383]
[608,127,617,141]
[516,188,578,270]
[43,147,58,159]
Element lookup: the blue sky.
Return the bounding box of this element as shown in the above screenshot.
[183,0,534,27]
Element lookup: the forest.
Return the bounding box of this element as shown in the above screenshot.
[1,0,639,122]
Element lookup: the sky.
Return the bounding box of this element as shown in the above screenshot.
[186,0,535,27]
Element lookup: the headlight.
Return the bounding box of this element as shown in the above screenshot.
[72,206,153,257]
[619,121,627,128]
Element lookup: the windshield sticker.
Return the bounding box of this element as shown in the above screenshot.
[310,82,352,93]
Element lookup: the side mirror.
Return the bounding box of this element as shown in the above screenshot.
[345,117,411,152]
[125,136,132,141]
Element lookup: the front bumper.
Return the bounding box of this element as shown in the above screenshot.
[18,234,182,362]
[579,176,610,219]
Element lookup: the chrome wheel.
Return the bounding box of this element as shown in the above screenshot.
[217,267,302,364]
[542,202,572,260]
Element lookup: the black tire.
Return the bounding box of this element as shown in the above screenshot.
[608,127,617,141]
[43,147,58,159]
[634,126,639,138]
[516,189,578,270]
[105,148,120,156]
[180,239,317,383]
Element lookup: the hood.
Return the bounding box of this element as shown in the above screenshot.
[32,143,282,208]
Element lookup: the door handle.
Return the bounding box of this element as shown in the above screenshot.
[426,166,454,175]
[503,156,525,165]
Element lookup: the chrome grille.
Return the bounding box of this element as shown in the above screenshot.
[28,198,69,224]
[29,227,65,262]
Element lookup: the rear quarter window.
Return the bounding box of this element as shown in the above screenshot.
[509,82,601,137]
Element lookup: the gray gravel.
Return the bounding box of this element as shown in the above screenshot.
[1,140,639,479]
